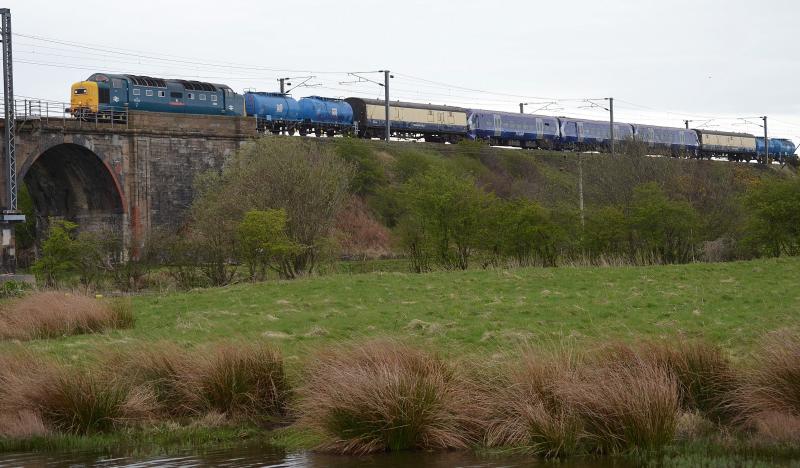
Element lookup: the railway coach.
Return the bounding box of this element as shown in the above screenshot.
[633,124,700,157]
[467,110,560,149]
[345,98,468,142]
[559,118,634,151]
[695,130,756,161]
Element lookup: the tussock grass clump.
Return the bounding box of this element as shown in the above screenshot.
[192,343,290,422]
[109,343,195,418]
[482,348,583,457]
[299,340,478,454]
[0,410,49,438]
[733,329,800,442]
[19,368,155,435]
[598,340,738,423]
[0,292,135,341]
[563,354,680,454]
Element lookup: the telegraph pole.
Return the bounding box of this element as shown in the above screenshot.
[762,116,769,165]
[0,8,24,273]
[608,97,615,156]
[382,70,391,141]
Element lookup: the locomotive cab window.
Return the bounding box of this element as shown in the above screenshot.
[112,79,123,88]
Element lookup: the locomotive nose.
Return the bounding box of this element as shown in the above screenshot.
[70,80,99,114]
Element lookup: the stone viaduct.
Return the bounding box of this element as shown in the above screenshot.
[0,111,257,253]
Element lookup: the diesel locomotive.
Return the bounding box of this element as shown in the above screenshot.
[69,73,797,162]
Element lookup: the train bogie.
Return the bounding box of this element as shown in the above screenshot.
[468,110,559,148]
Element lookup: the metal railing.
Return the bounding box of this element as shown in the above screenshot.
[0,99,129,130]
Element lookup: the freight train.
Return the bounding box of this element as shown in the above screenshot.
[69,73,798,162]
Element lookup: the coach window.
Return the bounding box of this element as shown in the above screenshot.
[158,90,166,98]
[145,89,153,97]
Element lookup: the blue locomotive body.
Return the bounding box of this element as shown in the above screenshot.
[467,110,560,148]
[76,73,245,116]
[633,124,700,156]
[559,118,634,149]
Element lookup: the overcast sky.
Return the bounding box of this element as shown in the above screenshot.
[6,0,800,144]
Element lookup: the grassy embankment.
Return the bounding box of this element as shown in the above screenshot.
[1,257,798,464]
[14,256,799,362]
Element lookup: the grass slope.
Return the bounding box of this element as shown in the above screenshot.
[12,257,800,362]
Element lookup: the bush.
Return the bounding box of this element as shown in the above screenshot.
[628,183,700,264]
[31,219,79,287]
[334,138,387,196]
[489,199,566,267]
[743,179,800,257]
[190,138,354,278]
[299,340,478,454]
[397,168,493,270]
[237,209,301,281]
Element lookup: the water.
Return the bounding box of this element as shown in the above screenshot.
[0,445,635,467]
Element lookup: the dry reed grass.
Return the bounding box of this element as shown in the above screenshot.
[0,292,134,341]
[733,329,800,442]
[482,348,582,458]
[564,351,680,454]
[299,340,479,454]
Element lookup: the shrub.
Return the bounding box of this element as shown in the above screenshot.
[0,292,135,341]
[562,356,679,454]
[628,183,700,264]
[31,219,79,287]
[483,349,582,457]
[334,137,387,196]
[489,199,566,267]
[743,179,800,257]
[299,340,478,454]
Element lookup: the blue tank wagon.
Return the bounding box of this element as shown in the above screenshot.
[70,73,245,117]
[559,118,634,151]
[297,96,354,136]
[346,98,469,142]
[244,92,301,134]
[633,124,700,157]
[756,137,797,160]
[467,110,560,149]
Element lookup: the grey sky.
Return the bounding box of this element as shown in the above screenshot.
[6,0,800,142]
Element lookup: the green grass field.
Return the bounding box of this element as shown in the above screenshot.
[14,256,800,363]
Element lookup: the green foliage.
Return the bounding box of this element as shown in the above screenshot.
[31,220,79,287]
[237,209,301,280]
[334,138,387,196]
[742,178,800,257]
[0,280,32,299]
[628,183,700,264]
[391,148,436,183]
[583,205,628,259]
[488,199,566,267]
[398,167,493,270]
